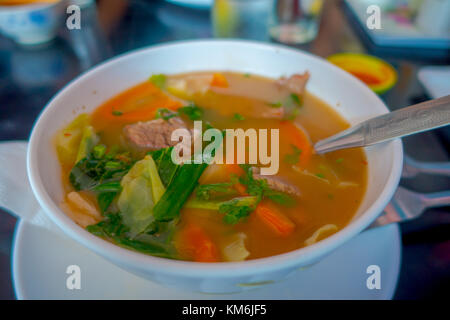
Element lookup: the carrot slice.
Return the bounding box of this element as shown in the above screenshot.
[91,82,182,128]
[176,224,220,262]
[280,121,312,167]
[255,202,295,236]
[225,164,248,195]
[211,73,229,88]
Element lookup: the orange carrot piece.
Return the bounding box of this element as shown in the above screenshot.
[255,202,295,236]
[225,164,248,195]
[280,121,312,166]
[91,82,182,128]
[211,73,229,88]
[225,164,244,175]
[177,224,220,262]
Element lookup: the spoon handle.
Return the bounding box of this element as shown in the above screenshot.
[314,95,450,154]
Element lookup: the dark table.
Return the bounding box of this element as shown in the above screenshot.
[0,0,449,300]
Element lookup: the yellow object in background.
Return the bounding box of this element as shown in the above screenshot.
[212,0,237,38]
[327,53,397,94]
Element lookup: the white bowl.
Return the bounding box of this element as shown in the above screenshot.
[27,40,403,293]
[0,1,66,45]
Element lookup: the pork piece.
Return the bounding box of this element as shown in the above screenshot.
[251,167,301,197]
[124,117,188,150]
[276,72,310,95]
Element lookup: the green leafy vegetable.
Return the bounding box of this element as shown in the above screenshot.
[196,182,237,200]
[284,145,302,164]
[232,113,245,121]
[149,74,167,89]
[153,162,208,222]
[186,196,258,224]
[76,126,99,163]
[148,147,179,187]
[268,102,282,108]
[336,158,344,164]
[155,108,177,120]
[178,104,203,120]
[219,196,258,224]
[264,190,296,207]
[69,146,132,192]
[112,110,123,116]
[86,213,174,258]
[117,156,164,236]
[290,93,302,106]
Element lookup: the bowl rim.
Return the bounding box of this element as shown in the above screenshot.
[27,39,403,277]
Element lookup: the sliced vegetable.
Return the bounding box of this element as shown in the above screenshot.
[146,155,166,202]
[67,191,101,220]
[55,113,90,167]
[210,73,228,88]
[222,233,249,262]
[117,156,163,236]
[196,182,237,200]
[280,121,312,167]
[76,125,99,163]
[86,213,175,258]
[153,162,208,222]
[176,224,219,262]
[304,224,338,245]
[91,82,182,126]
[148,147,179,187]
[69,147,132,191]
[255,202,295,236]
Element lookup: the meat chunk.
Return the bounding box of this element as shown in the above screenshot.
[124,117,188,150]
[251,167,301,197]
[276,72,310,95]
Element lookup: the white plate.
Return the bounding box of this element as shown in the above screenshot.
[12,216,401,300]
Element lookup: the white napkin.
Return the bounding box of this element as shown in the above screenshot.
[0,141,58,232]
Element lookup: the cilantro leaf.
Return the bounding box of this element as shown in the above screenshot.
[178,104,203,120]
[284,145,302,164]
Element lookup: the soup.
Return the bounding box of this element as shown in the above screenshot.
[55,71,367,262]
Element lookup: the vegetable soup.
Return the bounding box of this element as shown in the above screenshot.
[55,71,367,262]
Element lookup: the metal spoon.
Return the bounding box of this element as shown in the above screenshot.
[314,95,450,154]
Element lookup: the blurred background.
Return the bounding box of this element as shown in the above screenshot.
[0,0,449,299]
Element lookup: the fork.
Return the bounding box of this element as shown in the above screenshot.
[369,157,450,229]
[369,187,450,229]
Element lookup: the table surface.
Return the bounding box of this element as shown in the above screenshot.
[0,0,449,300]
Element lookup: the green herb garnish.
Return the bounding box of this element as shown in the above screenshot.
[268,102,282,108]
[284,145,302,164]
[178,104,203,120]
[232,113,245,121]
[155,108,177,120]
[196,182,237,200]
[290,93,302,106]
